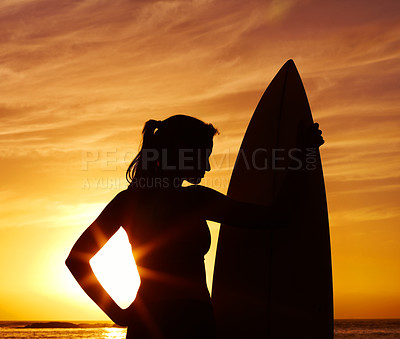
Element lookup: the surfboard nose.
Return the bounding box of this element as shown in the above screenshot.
[285,59,295,67]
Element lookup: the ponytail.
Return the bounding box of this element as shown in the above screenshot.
[142,119,161,148]
[126,119,162,185]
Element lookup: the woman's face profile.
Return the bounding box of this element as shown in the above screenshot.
[180,141,213,184]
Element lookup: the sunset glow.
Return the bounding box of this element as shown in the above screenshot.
[0,0,399,321]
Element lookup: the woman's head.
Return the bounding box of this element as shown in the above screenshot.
[126,115,218,187]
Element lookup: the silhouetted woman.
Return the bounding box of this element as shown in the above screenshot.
[66,115,323,338]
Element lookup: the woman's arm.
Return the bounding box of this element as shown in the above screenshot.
[191,123,324,228]
[65,191,129,325]
[193,186,285,228]
[192,169,310,229]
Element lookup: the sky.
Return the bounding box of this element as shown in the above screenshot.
[0,0,399,320]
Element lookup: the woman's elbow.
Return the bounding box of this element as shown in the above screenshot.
[65,256,74,271]
[65,253,82,271]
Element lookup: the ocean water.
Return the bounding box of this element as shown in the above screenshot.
[0,322,127,339]
[334,319,400,338]
[1,319,400,338]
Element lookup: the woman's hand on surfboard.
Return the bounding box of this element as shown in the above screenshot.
[308,122,325,148]
[298,121,324,149]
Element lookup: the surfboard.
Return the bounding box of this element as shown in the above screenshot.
[211,60,333,338]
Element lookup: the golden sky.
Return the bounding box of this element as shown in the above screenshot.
[1,0,399,320]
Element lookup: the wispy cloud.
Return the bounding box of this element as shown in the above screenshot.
[0,193,109,229]
[331,205,400,224]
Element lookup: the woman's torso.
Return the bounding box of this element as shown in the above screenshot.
[120,186,215,337]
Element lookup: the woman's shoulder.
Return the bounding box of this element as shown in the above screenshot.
[116,185,224,206]
[182,185,224,201]
[114,188,131,198]
[111,188,137,204]
[182,184,213,193]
